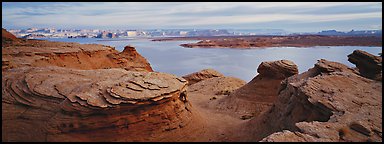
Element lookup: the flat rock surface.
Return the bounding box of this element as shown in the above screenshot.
[2,37,153,71]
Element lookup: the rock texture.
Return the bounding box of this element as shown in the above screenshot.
[2,28,18,41]
[230,58,382,142]
[2,66,194,141]
[348,50,382,81]
[1,31,153,72]
[180,35,382,48]
[182,69,224,85]
[215,60,298,118]
[2,29,202,142]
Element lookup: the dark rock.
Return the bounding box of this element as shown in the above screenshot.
[348,50,382,81]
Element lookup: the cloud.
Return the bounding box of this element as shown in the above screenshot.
[2,2,382,31]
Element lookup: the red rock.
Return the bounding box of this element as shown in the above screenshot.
[2,41,153,72]
[2,28,18,41]
[232,59,382,142]
[2,66,194,142]
[215,60,298,118]
[182,69,224,85]
[348,50,382,81]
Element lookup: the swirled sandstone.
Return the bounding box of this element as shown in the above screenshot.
[2,66,193,142]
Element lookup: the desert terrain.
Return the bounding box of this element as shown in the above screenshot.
[2,28,382,142]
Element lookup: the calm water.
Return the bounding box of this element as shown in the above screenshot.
[40,38,382,82]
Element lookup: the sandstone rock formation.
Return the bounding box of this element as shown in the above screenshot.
[2,39,153,71]
[180,35,382,48]
[214,60,298,118]
[2,66,194,141]
[2,29,202,142]
[229,58,382,142]
[182,69,224,85]
[2,28,18,41]
[2,27,382,142]
[348,50,382,81]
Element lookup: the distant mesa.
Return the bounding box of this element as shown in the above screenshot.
[96,31,118,38]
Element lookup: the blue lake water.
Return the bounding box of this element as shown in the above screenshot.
[39,38,382,82]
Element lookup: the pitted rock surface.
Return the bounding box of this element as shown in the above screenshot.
[2,66,193,141]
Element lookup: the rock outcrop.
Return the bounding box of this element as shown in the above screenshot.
[2,28,20,45]
[2,66,195,142]
[180,35,382,48]
[2,28,18,41]
[214,60,298,118]
[230,58,382,142]
[2,39,153,72]
[348,50,382,81]
[182,69,224,85]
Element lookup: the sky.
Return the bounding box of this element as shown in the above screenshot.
[2,2,382,32]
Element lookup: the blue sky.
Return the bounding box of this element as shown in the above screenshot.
[2,2,382,32]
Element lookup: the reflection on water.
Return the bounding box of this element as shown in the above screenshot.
[40,38,382,82]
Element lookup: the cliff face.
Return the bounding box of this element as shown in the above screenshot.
[234,59,382,142]
[2,66,194,141]
[2,40,153,72]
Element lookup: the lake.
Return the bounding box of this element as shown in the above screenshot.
[40,38,382,82]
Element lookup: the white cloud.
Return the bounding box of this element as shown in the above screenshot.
[2,2,382,30]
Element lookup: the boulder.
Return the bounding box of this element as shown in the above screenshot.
[182,69,224,85]
[257,60,298,79]
[348,50,382,81]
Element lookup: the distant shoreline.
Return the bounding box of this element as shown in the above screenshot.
[149,35,382,48]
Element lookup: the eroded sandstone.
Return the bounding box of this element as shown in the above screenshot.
[231,59,383,142]
[348,49,382,81]
[2,65,192,142]
[2,39,153,72]
[214,60,298,118]
[182,69,224,85]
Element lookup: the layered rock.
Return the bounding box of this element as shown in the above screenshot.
[214,60,298,118]
[231,59,382,142]
[2,66,194,142]
[2,29,152,72]
[348,50,382,81]
[182,69,224,85]
[180,35,382,48]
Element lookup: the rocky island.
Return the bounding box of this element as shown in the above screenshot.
[2,28,382,142]
[163,35,382,48]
